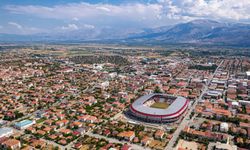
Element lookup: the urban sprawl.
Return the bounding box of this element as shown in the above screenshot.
[0,46,249,150]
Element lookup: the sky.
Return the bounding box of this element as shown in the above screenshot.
[0,0,250,35]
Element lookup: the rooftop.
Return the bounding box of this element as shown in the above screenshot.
[0,127,13,137]
[14,120,34,128]
[131,93,188,116]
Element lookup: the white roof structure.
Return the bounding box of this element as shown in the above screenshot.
[131,93,188,117]
[215,142,237,150]
[0,127,13,138]
[232,101,239,106]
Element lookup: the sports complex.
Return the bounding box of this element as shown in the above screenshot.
[128,93,189,123]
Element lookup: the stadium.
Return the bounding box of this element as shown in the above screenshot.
[128,93,189,123]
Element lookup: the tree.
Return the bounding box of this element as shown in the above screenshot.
[53,146,59,150]
[154,86,162,93]
[242,105,247,114]
[190,112,195,119]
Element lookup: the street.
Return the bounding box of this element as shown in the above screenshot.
[85,132,151,150]
[165,61,223,150]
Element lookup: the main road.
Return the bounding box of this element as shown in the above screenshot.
[165,61,223,150]
[85,132,151,150]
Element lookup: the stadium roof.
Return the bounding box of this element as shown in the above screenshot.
[131,93,188,116]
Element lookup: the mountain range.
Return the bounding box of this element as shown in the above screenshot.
[125,20,250,46]
[0,19,250,46]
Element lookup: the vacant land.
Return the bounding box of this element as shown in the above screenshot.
[150,102,169,109]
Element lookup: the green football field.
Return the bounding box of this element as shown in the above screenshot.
[150,102,169,109]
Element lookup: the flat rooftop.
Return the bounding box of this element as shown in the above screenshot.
[0,127,13,137]
[14,120,33,127]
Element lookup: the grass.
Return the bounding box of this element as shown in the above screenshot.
[36,118,46,124]
[150,102,169,109]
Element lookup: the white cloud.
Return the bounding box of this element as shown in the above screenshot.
[159,0,250,21]
[5,3,163,27]
[83,24,95,29]
[61,24,79,30]
[4,22,44,34]
[4,0,250,32]
[96,6,111,12]
[8,22,23,29]
[72,17,79,21]
[60,23,95,31]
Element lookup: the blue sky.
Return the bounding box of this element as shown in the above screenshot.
[0,0,250,35]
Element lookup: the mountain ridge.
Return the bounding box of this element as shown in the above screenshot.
[0,19,250,46]
[125,19,250,46]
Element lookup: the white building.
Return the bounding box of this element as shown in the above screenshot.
[109,72,117,78]
[231,101,239,108]
[14,120,35,130]
[246,71,250,79]
[220,122,229,132]
[214,142,237,150]
[0,127,14,138]
[101,81,109,89]
[93,64,103,70]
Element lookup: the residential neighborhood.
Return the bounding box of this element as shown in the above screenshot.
[0,46,249,150]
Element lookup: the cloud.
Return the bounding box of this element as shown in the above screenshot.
[72,17,79,21]
[0,25,3,29]
[8,22,23,29]
[60,23,95,31]
[158,0,250,21]
[61,24,79,30]
[83,24,95,29]
[96,6,111,12]
[5,1,250,21]
[3,0,250,35]
[5,2,163,27]
[4,22,44,34]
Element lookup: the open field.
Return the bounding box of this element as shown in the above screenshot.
[150,102,169,109]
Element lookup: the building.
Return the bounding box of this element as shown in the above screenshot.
[208,142,237,150]
[14,120,35,130]
[36,110,47,118]
[128,93,188,123]
[121,144,132,150]
[2,139,21,150]
[117,131,135,141]
[246,71,250,80]
[155,130,165,139]
[0,128,13,138]
[220,123,229,132]
[204,90,223,99]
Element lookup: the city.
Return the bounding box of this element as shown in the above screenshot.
[0,46,249,150]
[0,0,250,150]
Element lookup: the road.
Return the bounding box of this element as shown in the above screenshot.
[165,61,223,150]
[123,113,165,130]
[41,138,66,150]
[2,109,39,128]
[85,132,151,150]
[42,130,150,150]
